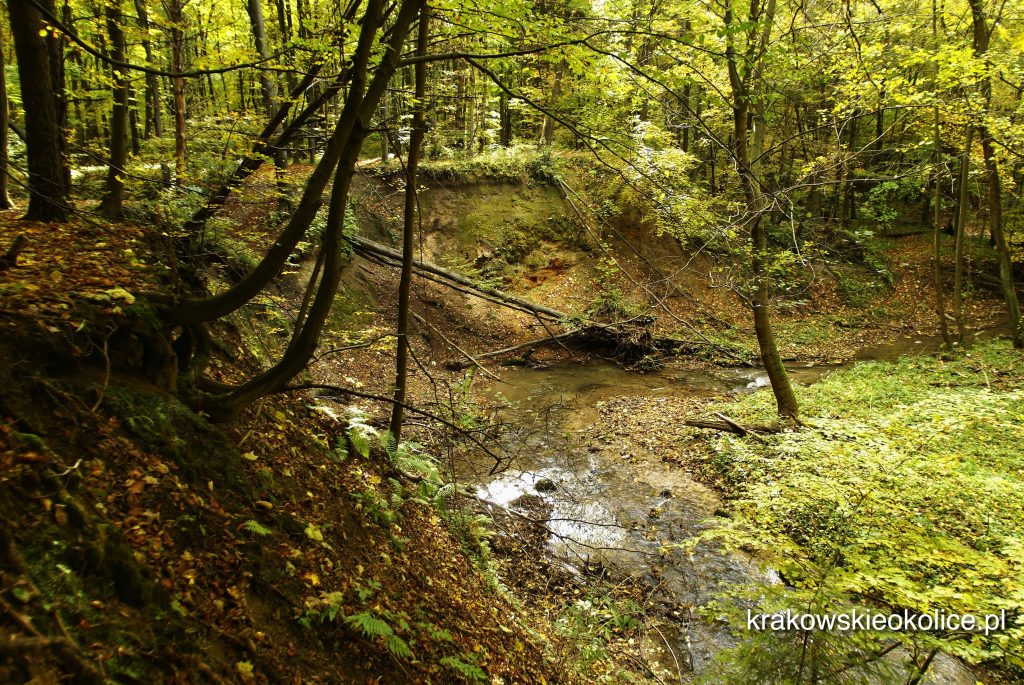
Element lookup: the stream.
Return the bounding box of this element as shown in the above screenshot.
[462,334,992,684]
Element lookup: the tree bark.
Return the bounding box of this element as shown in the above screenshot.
[0,20,14,209]
[931,0,950,347]
[932,108,950,347]
[953,126,973,343]
[499,90,512,146]
[99,0,130,219]
[539,60,564,146]
[8,0,70,221]
[390,3,429,440]
[167,0,188,181]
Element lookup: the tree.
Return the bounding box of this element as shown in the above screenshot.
[722,0,799,418]
[195,0,425,420]
[244,0,290,208]
[165,0,188,181]
[132,0,162,141]
[8,0,70,221]
[98,0,130,219]
[0,13,14,209]
[390,2,429,441]
[966,0,1022,348]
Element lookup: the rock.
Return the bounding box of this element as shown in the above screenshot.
[534,478,557,493]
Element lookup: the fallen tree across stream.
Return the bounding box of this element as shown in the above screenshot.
[350,235,725,366]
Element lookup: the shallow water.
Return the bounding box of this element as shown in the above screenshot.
[464,340,987,683]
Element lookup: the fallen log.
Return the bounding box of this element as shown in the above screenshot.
[352,236,715,367]
[474,330,582,360]
[350,235,567,320]
[684,413,779,436]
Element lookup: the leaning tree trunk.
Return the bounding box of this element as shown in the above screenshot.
[390,3,429,440]
[166,68,361,326]
[99,0,130,219]
[8,0,70,221]
[208,0,424,421]
[179,0,367,236]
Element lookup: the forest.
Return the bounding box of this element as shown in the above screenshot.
[0,0,1022,681]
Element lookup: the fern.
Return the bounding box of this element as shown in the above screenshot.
[346,408,378,458]
[417,621,453,644]
[348,428,372,459]
[344,612,393,638]
[345,611,415,659]
[433,482,456,503]
[384,634,413,659]
[440,655,487,682]
[241,520,271,537]
[379,430,398,459]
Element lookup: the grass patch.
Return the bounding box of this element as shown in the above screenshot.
[686,340,1024,679]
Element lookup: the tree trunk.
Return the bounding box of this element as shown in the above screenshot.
[967,0,1022,347]
[8,0,69,221]
[979,129,1022,346]
[499,90,512,146]
[169,0,407,328]
[133,0,165,186]
[180,65,325,235]
[0,21,14,209]
[245,0,291,209]
[539,60,564,146]
[390,3,428,440]
[208,0,423,420]
[167,0,188,181]
[724,0,798,419]
[99,0,130,219]
[931,0,950,347]
[953,126,973,343]
[932,108,950,347]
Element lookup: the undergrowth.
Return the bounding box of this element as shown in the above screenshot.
[686,339,1024,682]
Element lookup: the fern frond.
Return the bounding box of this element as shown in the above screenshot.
[242,520,272,537]
[440,655,487,682]
[384,634,413,659]
[379,430,398,459]
[344,612,393,638]
[348,428,372,459]
[433,483,456,503]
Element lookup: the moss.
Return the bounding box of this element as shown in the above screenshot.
[326,284,375,334]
